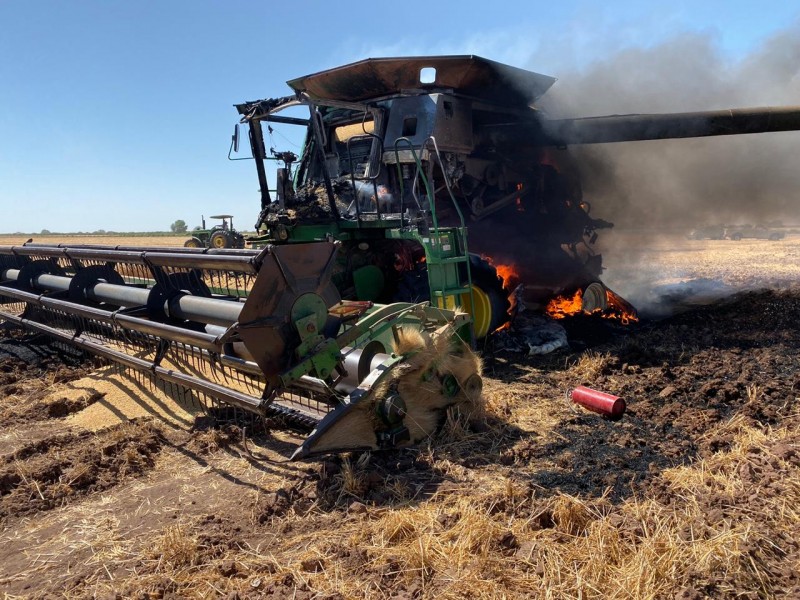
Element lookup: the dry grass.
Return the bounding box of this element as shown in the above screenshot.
[3,232,800,598]
[602,232,800,294]
[316,413,796,598]
[571,351,612,382]
[289,418,796,599]
[5,394,797,599]
[63,366,200,430]
[337,455,369,500]
[0,234,187,247]
[148,524,202,571]
[89,420,791,599]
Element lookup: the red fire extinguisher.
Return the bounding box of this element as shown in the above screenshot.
[571,386,626,419]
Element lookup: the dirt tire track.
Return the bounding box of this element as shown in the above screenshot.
[0,421,165,520]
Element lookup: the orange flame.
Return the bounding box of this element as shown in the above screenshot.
[605,288,639,325]
[545,289,585,319]
[480,255,520,292]
[546,288,639,324]
[494,319,513,332]
[480,255,521,332]
[495,263,520,293]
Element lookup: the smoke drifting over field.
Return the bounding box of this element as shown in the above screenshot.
[539,27,800,228]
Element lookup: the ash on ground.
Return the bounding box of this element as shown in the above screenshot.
[491,312,569,355]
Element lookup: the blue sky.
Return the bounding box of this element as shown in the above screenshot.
[1,0,799,233]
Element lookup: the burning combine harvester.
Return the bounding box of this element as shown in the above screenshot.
[2,56,800,458]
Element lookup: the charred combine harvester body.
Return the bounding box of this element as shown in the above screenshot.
[239,55,800,323]
[0,243,481,459]
[3,56,800,459]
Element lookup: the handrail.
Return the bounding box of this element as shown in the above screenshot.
[424,136,476,314]
[392,138,435,232]
[391,138,476,334]
[346,132,384,222]
[424,136,466,229]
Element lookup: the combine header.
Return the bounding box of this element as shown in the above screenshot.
[0,243,481,459]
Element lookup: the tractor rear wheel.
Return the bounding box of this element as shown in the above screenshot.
[210,231,232,249]
[467,255,511,339]
[184,237,203,248]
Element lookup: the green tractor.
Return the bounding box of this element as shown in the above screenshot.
[184,215,246,249]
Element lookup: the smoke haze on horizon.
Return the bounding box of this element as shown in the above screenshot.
[537,26,800,229]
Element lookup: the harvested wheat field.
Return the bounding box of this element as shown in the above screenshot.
[1,231,799,599]
[0,234,188,247]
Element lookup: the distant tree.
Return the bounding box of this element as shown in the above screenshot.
[170,219,188,234]
[40,228,51,235]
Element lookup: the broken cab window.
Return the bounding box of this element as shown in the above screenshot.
[333,120,375,143]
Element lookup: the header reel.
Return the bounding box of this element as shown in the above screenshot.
[0,242,481,459]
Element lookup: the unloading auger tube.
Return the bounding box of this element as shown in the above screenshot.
[0,242,482,459]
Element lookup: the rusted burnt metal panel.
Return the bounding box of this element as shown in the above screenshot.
[287,55,556,106]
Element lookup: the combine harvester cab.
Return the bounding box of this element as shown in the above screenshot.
[237,55,800,322]
[0,242,481,459]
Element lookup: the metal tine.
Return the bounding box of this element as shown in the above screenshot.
[0,301,23,319]
[198,390,211,414]
[188,389,200,412]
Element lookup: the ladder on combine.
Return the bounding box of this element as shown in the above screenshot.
[392,137,476,334]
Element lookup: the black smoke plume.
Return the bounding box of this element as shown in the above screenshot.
[538,28,800,228]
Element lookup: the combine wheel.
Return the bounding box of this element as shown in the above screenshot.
[580,282,608,313]
[209,231,232,249]
[184,237,203,248]
[467,255,511,339]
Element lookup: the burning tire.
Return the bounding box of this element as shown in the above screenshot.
[467,255,511,338]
